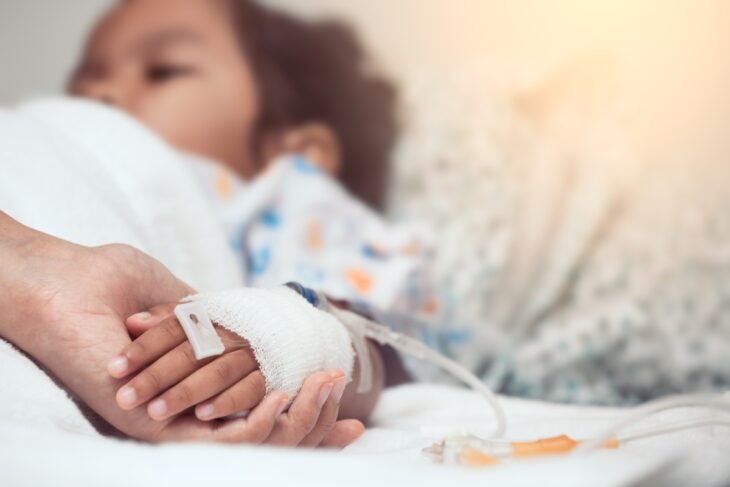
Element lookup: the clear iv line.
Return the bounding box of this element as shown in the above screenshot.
[318,293,507,438]
[619,419,730,443]
[575,393,730,454]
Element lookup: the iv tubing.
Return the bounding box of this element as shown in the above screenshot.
[619,419,730,443]
[325,303,507,437]
[575,393,730,454]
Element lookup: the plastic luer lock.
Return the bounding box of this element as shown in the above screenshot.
[174,301,225,360]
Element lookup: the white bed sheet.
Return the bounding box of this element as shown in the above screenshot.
[1,339,728,487]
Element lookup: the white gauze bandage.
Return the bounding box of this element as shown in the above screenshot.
[182,286,354,401]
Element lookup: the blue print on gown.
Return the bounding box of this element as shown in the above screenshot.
[248,247,271,275]
[259,209,281,228]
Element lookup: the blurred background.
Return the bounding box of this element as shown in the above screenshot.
[1,0,729,171]
[2,0,729,404]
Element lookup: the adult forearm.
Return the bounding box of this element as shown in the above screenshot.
[0,211,46,347]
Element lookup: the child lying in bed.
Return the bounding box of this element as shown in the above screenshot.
[70,0,730,443]
[69,0,453,443]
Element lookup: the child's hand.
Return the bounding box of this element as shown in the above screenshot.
[108,303,264,422]
[107,303,359,447]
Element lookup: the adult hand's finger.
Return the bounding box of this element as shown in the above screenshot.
[211,391,288,443]
[156,391,288,444]
[298,371,346,447]
[265,371,336,446]
[319,420,365,449]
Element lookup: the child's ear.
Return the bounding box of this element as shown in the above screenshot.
[263,122,341,175]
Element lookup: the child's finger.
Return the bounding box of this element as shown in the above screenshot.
[115,340,210,410]
[298,371,346,447]
[265,370,336,446]
[319,420,365,449]
[147,349,258,421]
[107,315,187,379]
[212,391,288,444]
[195,370,267,420]
[126,303,177,338]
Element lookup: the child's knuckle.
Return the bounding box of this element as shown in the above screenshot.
[138,369,163,396]
[213,360,233,383]
[229,348,251,367]
[161,319,182,340]
[179,344,197,365]
[221,392,240,414]
[251,373,266,399]
[171,383,194,405]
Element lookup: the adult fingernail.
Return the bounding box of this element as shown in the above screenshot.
[332,379,346,404]
[107,356,128,376]
[148,399,168,419]
[197,404,215,420]
[131,311,151,321]
[275,394,288,416]
[318,383,333,407]
[117,386,137,408]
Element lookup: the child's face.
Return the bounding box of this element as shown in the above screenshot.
[69,0,262,177]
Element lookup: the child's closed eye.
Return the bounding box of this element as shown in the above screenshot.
[145,63,196,83]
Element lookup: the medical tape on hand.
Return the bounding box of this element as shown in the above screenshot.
[174,301,225,360]
[281,283,374,395]
[176,286,354,402]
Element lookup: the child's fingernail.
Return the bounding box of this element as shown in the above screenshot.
[107,356,128,375]
[131,311,152,321]
[148,399,168,419]
[328,369,344,380]
[318,383,333,407]
[332,379,346,404]
[197,404,215,419]
[117,386,137,408]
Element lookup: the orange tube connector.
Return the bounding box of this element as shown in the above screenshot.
[444,434,621,468]
[511,435,619,458]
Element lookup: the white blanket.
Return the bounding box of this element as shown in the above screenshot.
[0,97,242,292]
[1,336,728,487]
[0,98,727,486]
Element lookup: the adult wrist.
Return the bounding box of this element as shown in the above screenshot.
[0,212,67,352]
[0,212,31,341]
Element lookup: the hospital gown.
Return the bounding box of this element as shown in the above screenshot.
[186,150,730,406]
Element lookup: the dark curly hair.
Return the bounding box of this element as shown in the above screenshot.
[229,0,399,210]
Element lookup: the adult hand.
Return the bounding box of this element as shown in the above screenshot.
[0,212,362,446]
